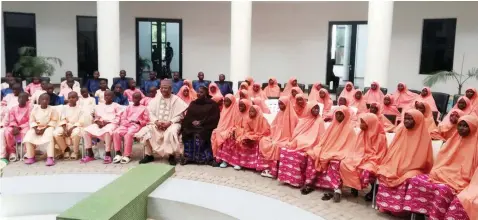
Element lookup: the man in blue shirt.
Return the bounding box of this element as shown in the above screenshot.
[85,70,101,96]
[112,84,129,106]
[192,72,210,92]
[171,72,183,94]
[111,70,129,90]
[141,71,160,96]
[216,74,233,96]
[46,83,62,106]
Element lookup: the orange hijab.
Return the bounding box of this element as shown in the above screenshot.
[363,81,385,104]
[429,115,478,192]
[263,78,281,97]
[340,113,388,189]
[208,82,223,99]
[431,109,464,141]
[377,109,434,187]
[250,83,268,100]
[415,87,438,112]
[293,94,307,118]
[183,79,198,99]
[177,85,195,105]
[339,82,357,101]
[240,105,271,142]
[288,102,326,152]
[259,96,298,160]
[317,88,333,117]
[391,82,418,110]
[457,168,478,220]
[369,102,396,132]
[350,90,368,115]
[252,97,271,114]
[308,83,323,102]
[281,77,298,96]
[236,99,252,126]
[309,106,358,172]
[415,101,438,133]
[235,82,250,98]
[382,94,401,117]
[465,87,478,107]
[211,94,238,155]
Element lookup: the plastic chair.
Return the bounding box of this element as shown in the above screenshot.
[15,136,24,161]
[431,92,450,119]
[363,87,388,95]
[214,81,233,89]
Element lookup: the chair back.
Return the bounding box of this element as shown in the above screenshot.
[384,114,397,124]
[432,111,439,125]
[336,86,345,102]
[261,83,268,89]
[237,81,246,89]
[431,92,450,118]
[408,89,421,95]
[26,77,50,84]
[61,77,84,86]
[214,81,233,89]
[452,94,461,106]
[193,80,211,85]
[363,87,388,95]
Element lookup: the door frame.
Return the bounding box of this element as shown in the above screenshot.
[135,17,183,82]
[325,21,367,86]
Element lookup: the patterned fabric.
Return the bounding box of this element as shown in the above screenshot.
[376,181,409,214]
[183,134,214,164]
[304,158,342,190]
[256,153,278,177]
[277,148,308,187]
[360,170,376,190]
[215,138,258,169]
[444,198,470,220]
[403,174,455,220]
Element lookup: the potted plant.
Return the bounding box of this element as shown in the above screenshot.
[12,46,63,81]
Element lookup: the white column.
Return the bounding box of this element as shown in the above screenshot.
[230,1,252,90]
[97,1,120,85]
[364,1,394,88]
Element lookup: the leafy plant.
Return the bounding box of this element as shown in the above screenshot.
[139,56,151,71]
[423,55,478,95]
[12,46,63,79]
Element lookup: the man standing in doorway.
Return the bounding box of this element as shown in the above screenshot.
[165,42,174,74]
[216,74,233,96]
[193,72,209,92]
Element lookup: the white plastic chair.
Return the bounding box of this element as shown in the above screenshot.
[263,113,276,125]
[265,99,280,114]
[431,140,444,161]
[385,133,395,147]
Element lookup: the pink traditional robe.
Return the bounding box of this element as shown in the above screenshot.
[25,83,42,95]
[83,103,121,152]
[60,80,80,91]
[113,105,149,156]
[123,88,145,102]
[0,107,8,158]
[5,105,31,154]
[1,93,20,108]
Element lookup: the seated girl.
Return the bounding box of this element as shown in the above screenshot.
[258,96,298,178]
[363,81,385,105]
[317,88,333,118]
[234,82,249,99]
[445,168,478,220]
[350,90,367,124]
[208,82,223,100]
[339,82,356,101]
[263,78,280,98]
[403,115,478,220]
[391,82,417,112]
[375,109,433,215]
[250,83,267,100]
[431,109,464,141]
[211,94,238,159]
[415,87,439,115]
[183,79,198,99]
[308,83,324,103]
[382,95,401,124]
[369,102,396,132]
[414,101,438,133]
[177,85,195,105]
[293,94,307,118]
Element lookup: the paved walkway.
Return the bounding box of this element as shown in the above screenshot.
[1,146,401,220]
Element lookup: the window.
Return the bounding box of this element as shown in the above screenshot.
[77,16,98,79]
[419,18,457,74]
[3,12,36,73]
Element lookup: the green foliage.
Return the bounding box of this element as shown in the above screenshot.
[139,57,151,70]
[12,47,63,79]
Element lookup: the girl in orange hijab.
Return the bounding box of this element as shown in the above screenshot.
[177,85,195,105]
[364,82,385,104]
[182,79,198,99]
[431,109,464,141]
[317,88,333,118]
[382,94,401,124]
[391,82,418,111]
[308,83,324,102]
[263,78,281,98]
[339,113,387,200]
[446,168,478,220]
[414,101,438,133]
[252,97,271,114]
[369,102,396,132]
[376,109,433,214]
[465,87,477,108]
[216,99,252,169]
[339,82,356,101]
[289,86,304,103]
[293,94,307,118]
[277,102,325,187]
[208,82,223,100]
[416,87,438,113]
[258,96,298,178]
[302,106,357,202]
[211,95,238,157]
[403,115,478,220]
[250,83,268,100]
[350,90,368,116]
[234,82,249,99]
[281,77,299,96]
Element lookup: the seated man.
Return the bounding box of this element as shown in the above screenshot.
[135,79,188,165]
[60,71,80,91]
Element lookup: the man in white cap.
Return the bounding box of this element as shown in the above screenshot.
[135,79,188,165]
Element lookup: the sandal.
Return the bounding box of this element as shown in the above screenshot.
[300,186,315,195]
[261,170,274,178]
[112,155,122,164]
[120,156,131,164]
[70,152,78,160]
[9,153,17,162]
[63,151,71,160]
[351,188,359,197]
[321,193,333,201]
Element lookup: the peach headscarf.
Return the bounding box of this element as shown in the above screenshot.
[239,105,271,142]
[308,83,323,102]
[457,168,478,220]
[177,85,195,105]
[391,82,418,110]
[236,99,252,126]
[415,101,438,133]
[377,109,433,187]
[208,82,223,99]
[289,86,304,103]
[281,77,297,96]
[430,109,464,141]
[182,79,198,99]
[369,102,396,132]
[340,113,388,189]
[415,87,438,112]
[211,94,238,156]
[263,78,281,97]
[350,90,368,115]
[293,94,307,118]
[382,94,401,117]
[465,87,478,107]
[317,88,333,117]
[339,82,356,101]
[259,96,298,160]
[251,83,268,100]
[429,115,478,192]
[363,82,385,104]
[308,106,358,172]
[235,82,250,98]
[245,76,254,87]
[288,102,325,152]
[252,97,271,114]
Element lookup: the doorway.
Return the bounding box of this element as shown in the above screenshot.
[326,21,367,90]
[135,18,182,84]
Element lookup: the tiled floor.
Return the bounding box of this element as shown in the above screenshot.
[1,146,402,220]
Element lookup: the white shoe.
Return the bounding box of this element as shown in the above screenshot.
[9,153,17,162]
[233,165,241,170]
[219,162,228,168]
[261,170,273,178]
[112,155,122,164]
[120,156,131,164]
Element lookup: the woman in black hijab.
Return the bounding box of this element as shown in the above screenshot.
[180,86,220,165]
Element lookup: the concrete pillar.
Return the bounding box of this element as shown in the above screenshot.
[364,1,394,88]
[97,1,120,85]
[229,1,252,90]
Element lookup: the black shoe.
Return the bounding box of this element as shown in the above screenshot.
[321,192,333,201]
[209,160,219,167]
[300,186,315,195]
[364,191,373,202]
[333,192,342,203]
[351,188,359,197]
[168,155,177,166]
[139,155,154,164]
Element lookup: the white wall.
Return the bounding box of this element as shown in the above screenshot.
[166,22,180,72]
[138,21,152,71]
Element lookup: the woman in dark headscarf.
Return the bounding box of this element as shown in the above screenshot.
[180,86,220,166]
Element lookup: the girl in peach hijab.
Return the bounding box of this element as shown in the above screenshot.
[238,89,250,100]
[245,76,254,87]
[317,88,333,118]
[308,83,324,102]
[446,168,478,220]
[252,97,271,114]
[277,103,325,187]
[416,87,438,113]
[339,82,356,101]
[382,95,401,123]
[234,82,249,99]
[177,85,195,105]
[391,82,418,111]
[414,101,438,133]
[293,94,307,118]
[302,106,357,201]
[208,82,223,100]
[263,77,281,98]
[281,77,299,96]
[211,94,238,157]
[258,96,298,178]
[182,79,198,99]
[339,113,387,200]
[289,86,304,103]
[431,109,464,141]
[363,81,385,104]
[369,102,396,132]
[250,83,268,100]
[375,109,433,214]
[350,90,368,115]
[465,87,477,107]
[403,115,478,220]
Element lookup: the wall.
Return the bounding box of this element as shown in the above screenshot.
[166,22,180,72]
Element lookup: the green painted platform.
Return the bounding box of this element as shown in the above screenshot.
[57,164,175,220]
